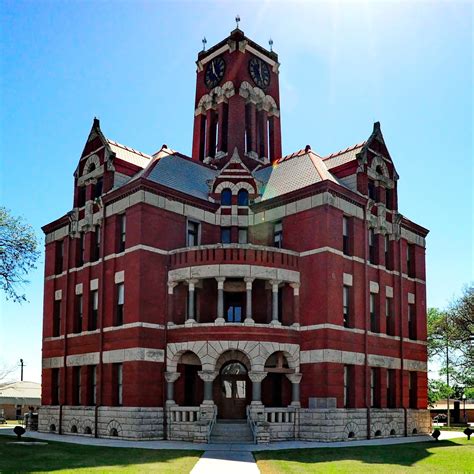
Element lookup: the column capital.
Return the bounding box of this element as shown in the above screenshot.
[168,281,178,294]
[164,372,181,383]
[244,277,255,284]
[286,372,303,384]
[269,280,281,291]
[198,370,218,383]
[215,277,226,289]
[248,371,268,383]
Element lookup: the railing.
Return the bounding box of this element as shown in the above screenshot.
[246,406,257,444]
[206,405,218,443]
[265,407,296,424]
[169,244,299,271]
[168,406,200,423]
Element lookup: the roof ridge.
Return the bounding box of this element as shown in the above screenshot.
[323,141,366,160]
[107,139,152,159]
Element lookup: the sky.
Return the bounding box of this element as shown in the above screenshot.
[0,1,472,384]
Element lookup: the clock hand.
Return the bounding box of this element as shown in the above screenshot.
[259,61,262,80]
[212,61,216,77]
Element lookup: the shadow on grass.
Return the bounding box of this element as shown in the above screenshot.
[0,436,202,473]
[254,438,473,473]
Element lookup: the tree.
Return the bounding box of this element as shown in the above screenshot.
[428,379,453,407]
[0,207,39,303]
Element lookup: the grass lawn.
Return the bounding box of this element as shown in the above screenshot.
[255,438,474,473]
[0,435,202,473]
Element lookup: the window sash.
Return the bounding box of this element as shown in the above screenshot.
[238,228,248,244]
[117,284,124,305]
[221,227,231,244]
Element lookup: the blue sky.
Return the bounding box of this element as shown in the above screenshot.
[0,1,472,383]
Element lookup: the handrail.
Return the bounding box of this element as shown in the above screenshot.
[246,406,257,444]
[206,405,217,443]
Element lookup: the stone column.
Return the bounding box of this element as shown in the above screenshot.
[164,372,181,405]
[215,277,226,324]
[248,371,267,405]
[270,280,281,325]
[167,282,178,325]
[186,279,198,324]
[290,283,300,327]
[286,372,303,406]
[244,278,255,324]
[198,371,218,406]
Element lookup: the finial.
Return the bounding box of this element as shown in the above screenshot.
[235,15,240,29]
[202,37,207,51]
[269,38,273,51]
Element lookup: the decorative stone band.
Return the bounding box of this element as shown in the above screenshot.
[300,349,427,372]
[42,347,164,369]
[168,264,299,284]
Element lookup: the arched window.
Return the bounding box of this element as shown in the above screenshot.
[237,189,249,206]
[221,188,232,206]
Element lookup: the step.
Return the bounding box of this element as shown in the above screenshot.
[210,420,254,444]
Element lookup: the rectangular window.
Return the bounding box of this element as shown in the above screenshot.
[273,221,283,248]
[370,293,378,332]
[385,187,392,210]
[409,372,417,409]
[118,214,126,253]
[238,228,248,244]
[407,244,415,277]
[368,180,377,200]
[94,177,103,199]
[369,229,378,265]
[75,295,83,333]
[371,368,381,408]
[387,369,396,408]
[115,283,124,326]
[187,221,200,247]
[89,290,98,331]
[114,363,123,406]
[342,217,351,256]
[73,366,81,405]
[88,365,97,405]
[221,227,231,244]
[55,240,64,275]
[52,368,60,405]
[77,233,85,267]
[91,226,101,262]
[343,365,353,408]
[370,368,375,408]
[77,186,86,207]
[386,297,394,336]
[343,286,351,328]
[408,303,416,340]
[53,300,61,337]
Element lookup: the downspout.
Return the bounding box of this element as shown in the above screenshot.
[364,204,371,439]
[163,264,169,440]
[96,203,106,438]
[399,237,407,437]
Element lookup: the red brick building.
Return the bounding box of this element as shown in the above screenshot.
[39,28,430,442]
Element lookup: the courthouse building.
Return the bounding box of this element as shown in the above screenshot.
[39,27,430,442]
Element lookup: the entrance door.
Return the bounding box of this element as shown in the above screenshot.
[215,361,249,419]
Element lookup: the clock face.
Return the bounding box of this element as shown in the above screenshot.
[204,57,225,89]
[249,57,270,88]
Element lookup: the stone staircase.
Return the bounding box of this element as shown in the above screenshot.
[210,420,254,444]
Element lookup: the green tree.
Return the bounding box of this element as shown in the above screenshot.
[0,207,39,303]
[428,379,453,407]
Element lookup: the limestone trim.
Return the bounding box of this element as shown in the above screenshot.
[300,349,427,372]
[166,340,300,373]
[54,290,62,300]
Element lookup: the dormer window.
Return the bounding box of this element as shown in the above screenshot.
[221,188,232,206]
[237,189,249,206]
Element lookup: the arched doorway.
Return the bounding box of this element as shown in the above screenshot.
[175,351,203,406]
[214,361,250,419]
[262,351,293,407]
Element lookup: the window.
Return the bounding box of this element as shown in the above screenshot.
[407,244,415,277]
[92,226,101,262]
[53,300,61,337]
[52,368,60,405]
[89,290,98,331]
[238,228,248,244]
[227,305,242,322]
[387,369,396,408]
[221,188,232,206]
[115,283,124,326]
[369,229,377,265]
[385,187,392,210]
[384,235,392,270]
[409,372,417,408]
[118,214,126,253]
[273,221,283,248]
[187,221,200,247]
[221,227,231,244]
[370,293,378,332]
[77,233,85,267]
[55,240,64,275]
[408,303,416,340]
[73,366,81,405]
[114,363,123,406]
[370,368,375,407]
[93,177,103,199]
[343,365,354,408]
[368,179,377,200]
[343,286,351,328]
[343,216,351,256]
[75,295,83,333]
[386,297,394,336]
[88,365,97,406]
[237,189,249,206]
[77,186,86,207]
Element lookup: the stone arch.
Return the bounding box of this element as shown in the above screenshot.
[106,420,122,437]
[215,349,251,373]
[83,154,100,176]
[167,343,204,373]
[214,181,237,194]
[344,421,360,439]
[263,350,299,372]
[195,81,235,115]
[67,417,80,433]
[386,420,399,437]
[371,421,385,438]
[370,156,389,178]
[81,418,94,434]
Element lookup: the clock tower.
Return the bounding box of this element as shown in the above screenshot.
[191,28,282,169]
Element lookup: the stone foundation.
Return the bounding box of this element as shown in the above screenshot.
[39,406,164,440]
